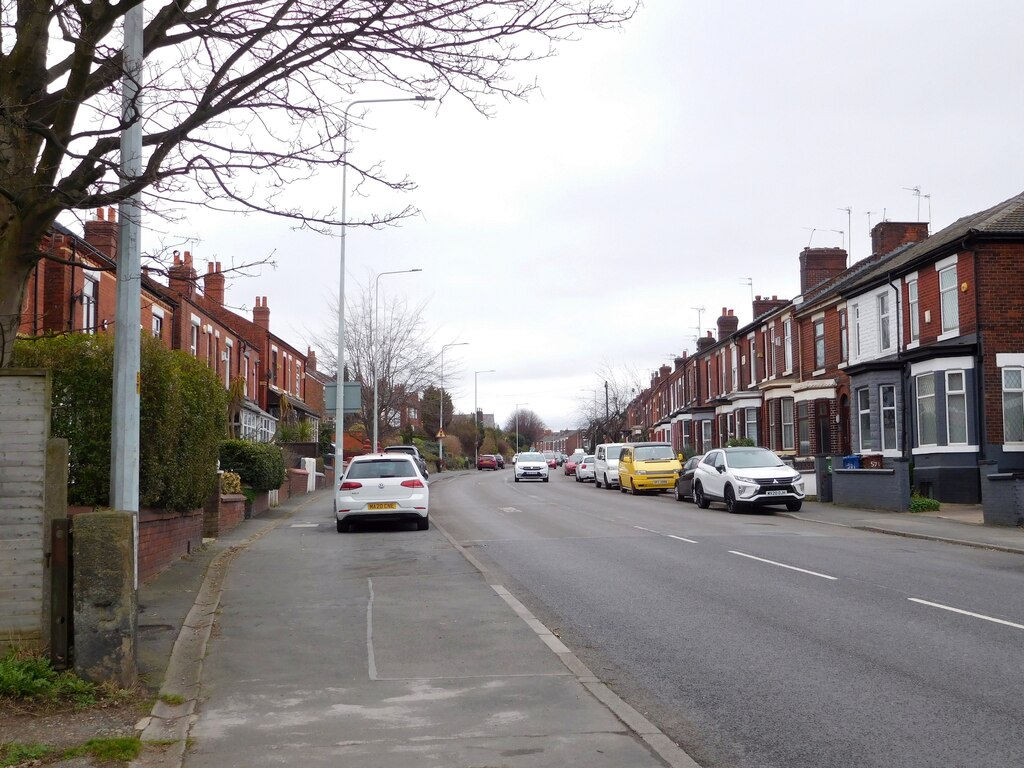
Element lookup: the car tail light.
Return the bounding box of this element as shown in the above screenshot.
[401,479,424,488]
[340,481,362,490]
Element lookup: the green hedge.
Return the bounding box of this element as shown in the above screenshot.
[13,334,227,510]
[219,439,287,491]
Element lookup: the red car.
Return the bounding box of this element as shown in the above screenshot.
[477,454,498,471]
[564,457,580,475]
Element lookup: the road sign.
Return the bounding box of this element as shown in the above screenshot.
[436,429,446,439]
[324,381,362,415]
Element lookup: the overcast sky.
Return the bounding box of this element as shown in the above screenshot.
[167,1,1024,433]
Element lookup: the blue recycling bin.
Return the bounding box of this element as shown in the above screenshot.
[842,455,861,469]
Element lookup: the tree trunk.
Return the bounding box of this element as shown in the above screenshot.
[0,223,43,368]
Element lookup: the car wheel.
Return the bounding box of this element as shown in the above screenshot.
[786,500,803,512]
[674,483,684,502]
[543,476,549,483]
[695,483,711,509]
[630,480,639,495]
[417,515,429,531]
[595,476,602,488]
[514,476,520,483]
[725,486,743,514]
[336,519,346,533]
[605,475,615,490]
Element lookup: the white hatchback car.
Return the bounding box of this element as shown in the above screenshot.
[335,453,429,532]
[514,451,549,482]
[575,455,596,483]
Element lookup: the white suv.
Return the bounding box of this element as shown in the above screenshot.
[692,447,804,513]
[594,443,625,490]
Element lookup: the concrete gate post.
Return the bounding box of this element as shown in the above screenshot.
[72,510,137,686]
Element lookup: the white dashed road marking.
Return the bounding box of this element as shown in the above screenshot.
[908,598,1024,630]
[634,526,698,544]
[728,550,837,580]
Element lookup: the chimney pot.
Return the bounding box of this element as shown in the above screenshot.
[96,207,105,221]
[107,207,115,222]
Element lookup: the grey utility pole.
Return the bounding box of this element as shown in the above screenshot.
[110,2,144,567]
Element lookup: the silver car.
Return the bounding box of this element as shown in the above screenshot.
[514,451,549,483]
[335,453,430,532]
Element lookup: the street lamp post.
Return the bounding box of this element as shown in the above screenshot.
[581,388,597,452]
[334,95,433,482]
[372,268,422,452]
[473,369,496,467]
[438,342,468,470]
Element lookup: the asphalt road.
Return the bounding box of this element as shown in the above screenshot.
[435,468,1024,768]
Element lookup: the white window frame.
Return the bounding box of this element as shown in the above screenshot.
[907,278,920,343]
[877,292,892,351]
[151,312,163,339]
[1002,366,1024,446]
[701,420,712,454]
[880,384,897,452]
[938,264,959,335]
[783,319,793,373]
[916,373,937,447]
[767,327,776,378]
[769,401,777,450]
[745,407,758,445]
[853,303,862,358]
[224,340,233,387]
[82,276,98,334]
[857,387,872,452]
[839,309,848,363]
[243,353,250,397]
[731,344,738,391]
[190,316,201,356]
[781,398,794,451]
[813,318,825,371]
[748,333,757,385]
[945,370,968,445]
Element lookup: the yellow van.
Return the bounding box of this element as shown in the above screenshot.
[617,442,682,495]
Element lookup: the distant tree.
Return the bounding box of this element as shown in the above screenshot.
[420,385,454,441]
[576,364,645,447]
[0,1,636,366]
[447,414,477,457]
[315,282,443,447]
[503,408,546,449]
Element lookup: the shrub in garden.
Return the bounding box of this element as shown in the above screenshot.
[13,333,226,510]
[219,439,287,491]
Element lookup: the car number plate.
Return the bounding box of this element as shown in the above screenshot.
[367,502,398,510]
[651,479,668,485]
[764,490,786,496]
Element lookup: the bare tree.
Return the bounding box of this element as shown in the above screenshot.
[576,362,645,445]
[503,407,546,449]
[313,279,453,445]
[0,0,637,365]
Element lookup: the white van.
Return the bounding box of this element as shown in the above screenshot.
[594,443,626,490]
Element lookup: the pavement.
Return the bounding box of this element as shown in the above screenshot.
[126,478,1024,767]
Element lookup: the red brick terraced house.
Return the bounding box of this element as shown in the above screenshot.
[622,190,1024,505]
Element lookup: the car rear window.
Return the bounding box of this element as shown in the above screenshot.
[347,459,417,479]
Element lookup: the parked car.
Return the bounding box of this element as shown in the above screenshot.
[335,453,429,532]
[495,454,505,469]
[564,455,582,475]
[515,451,550,483]
[674,454,704,502]
[692,447,805,513]
[512,453,519,464]
[382,444,429,478]
[617,442,682,494]
[575,455,596,483]
[477,454,498,470]
[594,442,625,489]
[544,451,558,469]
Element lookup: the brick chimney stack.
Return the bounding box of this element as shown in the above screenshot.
[752,294,789,320]
[306,347,317,372]
[83,207,118,261]
[253,296,270,329]
[203,261,225,304]
[659,364,671,381]
[717,307,739,342]
[696,330,716,352]
[674,352,688,371]
[871,221,929,257]
[799,247,848,293]
[168,250,197,297]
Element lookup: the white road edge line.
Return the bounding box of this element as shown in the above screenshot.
[728,550,837,580]
[634,525,698,544]
[908,598,1024,630]
[366,578,378,680]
